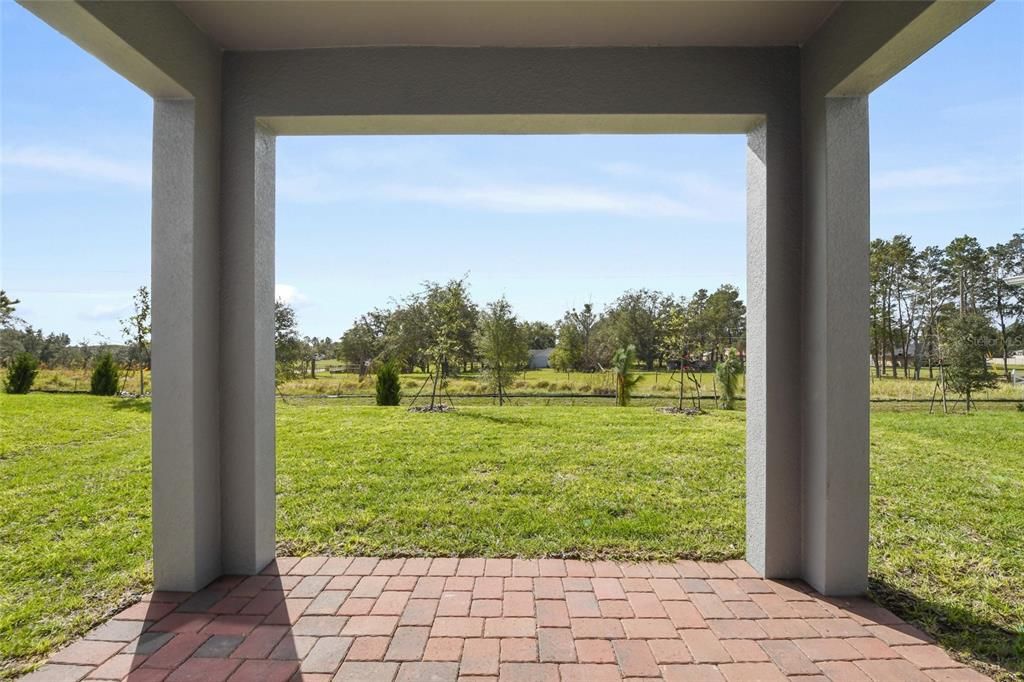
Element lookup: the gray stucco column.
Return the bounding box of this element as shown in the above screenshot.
[800,96,871,594]
[148,98,220,585]
[151,96,224,591]
[745,118,804,580]
[219,112,278,576]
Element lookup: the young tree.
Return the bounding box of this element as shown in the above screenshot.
[423,278,476,409]
[610,344,641,406]
[274,299,303,386]
[120,286,151,395]
[940,312,998,413]
[477,298,529,405]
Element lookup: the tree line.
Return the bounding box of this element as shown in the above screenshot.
[277,281,746,379]
[870,233,1023,381]
[273,279,746,408]
[3,227,1021,409]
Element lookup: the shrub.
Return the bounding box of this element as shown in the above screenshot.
[4,352,39,394]
[611,345,641,406]
[90,352,120,396]
[375,362,402,406]
[715,348,743,409]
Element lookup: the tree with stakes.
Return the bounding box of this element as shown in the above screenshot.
[940,312,998,413]
[120,286,151,395]
[274,299,304,390]
[477,297,529,406]
[423,279,475,410]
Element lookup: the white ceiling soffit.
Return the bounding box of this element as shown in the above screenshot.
[177,1,841,50]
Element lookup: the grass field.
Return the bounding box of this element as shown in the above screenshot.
[1,394,1021,679]
[31,364,1024,403]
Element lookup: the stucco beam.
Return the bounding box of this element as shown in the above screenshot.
[260,113,764,136]
[18,0,219,99]
[803,0,990,98]
[225,47,799,121]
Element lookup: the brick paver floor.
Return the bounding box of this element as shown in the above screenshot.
[23,557,990,681]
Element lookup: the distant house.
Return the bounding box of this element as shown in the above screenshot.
[528,347,555,369]
[1007,274,1024,288]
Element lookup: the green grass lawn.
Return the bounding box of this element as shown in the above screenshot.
[1,394,1021,679]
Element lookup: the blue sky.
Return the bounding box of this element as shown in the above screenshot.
[2,1,1022,341]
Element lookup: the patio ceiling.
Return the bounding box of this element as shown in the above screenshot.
[176,0,841,50]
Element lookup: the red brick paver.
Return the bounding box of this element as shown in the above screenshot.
[20,557,991,681]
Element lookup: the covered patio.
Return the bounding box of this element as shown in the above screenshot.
[16,0,993,679]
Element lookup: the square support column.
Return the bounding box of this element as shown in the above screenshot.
[151,98,222,591]
[745,119,804,580]
[800,96,870,595]
[219,115,278,575]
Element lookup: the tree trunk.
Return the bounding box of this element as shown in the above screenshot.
[999,316,1009,381]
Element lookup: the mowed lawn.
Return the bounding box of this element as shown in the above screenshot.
[1,395,1021,679]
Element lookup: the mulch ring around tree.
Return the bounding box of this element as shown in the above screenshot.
[657,406,706,416]
[408,404,456,413]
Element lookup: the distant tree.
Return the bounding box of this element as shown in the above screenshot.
[943,235,988,313]
[981,235,1024,380]
[910,246,953,379]
[90,352,120,396]
[0,290,20,328]
[521,321,557,350]
[120,286,151,395]
[605,289,668,370]
[300,336,329,378]
[715,347,743,409]
[383,302,431,372]
[940,312,998,413]
[477,297,529,405]
[704,285,747,362]
[554,304,601,371]
[274,299,303,385]
[610,345,641,406]
[78,338,95,370]
[340,314,386,375]
[4,352,39,394]
[374,361,402,406]
[548,346,574,377]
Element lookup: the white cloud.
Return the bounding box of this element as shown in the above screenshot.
[382,182,712,219]
[871,162,1021,191]
[79,303,129,321]
[275,283,308,305]
[1,145,150,188]
[279,172,741,222]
